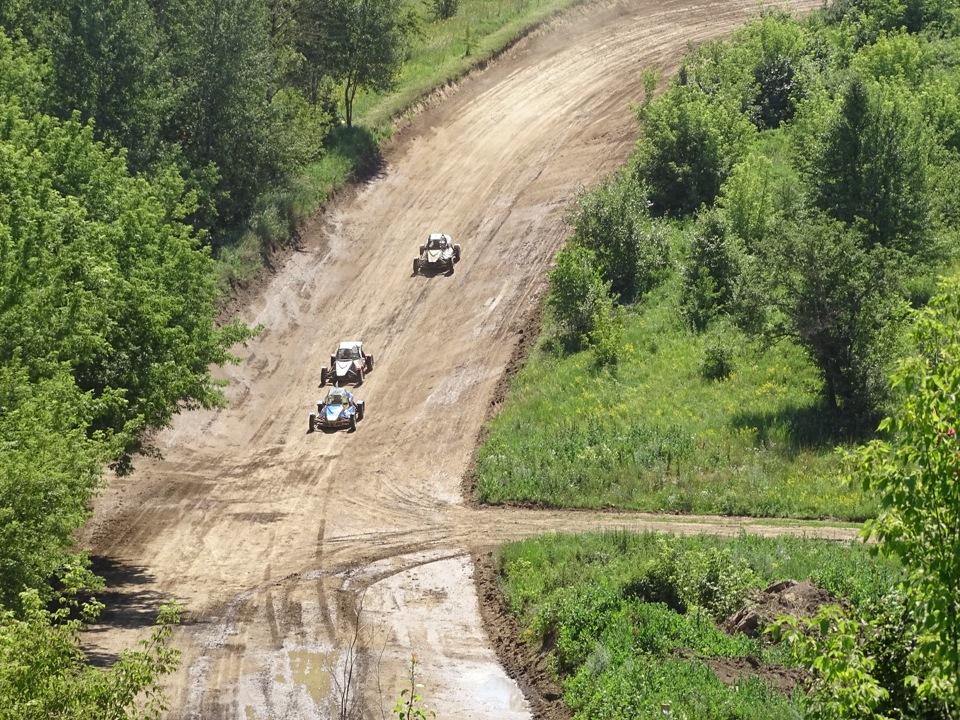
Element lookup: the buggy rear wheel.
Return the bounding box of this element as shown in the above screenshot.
[349,415,357,432]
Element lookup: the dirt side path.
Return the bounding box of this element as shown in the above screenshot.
[80,1,827,717]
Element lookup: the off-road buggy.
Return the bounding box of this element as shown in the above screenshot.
[413,233,461,275]
[309,387,365,432]
[320,341,373,387]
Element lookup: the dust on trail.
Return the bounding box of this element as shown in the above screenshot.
[79,0,832,717]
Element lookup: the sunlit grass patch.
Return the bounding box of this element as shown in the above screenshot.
[476,279,877,520]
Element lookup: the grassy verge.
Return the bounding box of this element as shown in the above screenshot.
[216,0,581,291]
[496,531,901,719]
[476,276,877,520]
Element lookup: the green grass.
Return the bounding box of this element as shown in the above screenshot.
[496,531,901,720]
[497,531,898,620]
[476,277,878,520]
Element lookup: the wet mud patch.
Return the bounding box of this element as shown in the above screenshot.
[473,551,571,720]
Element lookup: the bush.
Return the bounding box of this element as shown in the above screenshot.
[625,539,759,620]
[589,302,625,369]
[636,84,754,216]
[681,209,743,331]
[568,176,672,302]
[700,335,735,381]
[547,244,610,349]
[428,0,459,20]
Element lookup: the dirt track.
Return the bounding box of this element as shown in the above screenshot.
[79,0,837,717]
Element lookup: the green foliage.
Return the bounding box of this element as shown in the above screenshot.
[6,0,168,171]
[299,0,419,127]
[808,76,932,253]
[393,655,435,720]
[625,539,759,621]
[428,0,460,21]
[718,152,780,251]
[498,532,902,720]
[773,605,890,720]
[740,13,813,129]
[0,592,181,720]
[0,367,108,609]
[568,175,672,302]
[547,244,610,350]
[748,213,908,429]
[829,0,960,38]
[0,101,256,469]
[680,209,742,331]
[588,301,625,370]
[635,84,755,217]
[860,590,946,718]
[852,31,927,86]
[847,273,960,707]
[699,328,736,381]
[0,30,48,114]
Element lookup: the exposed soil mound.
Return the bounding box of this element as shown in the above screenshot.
[723,579,839,638]
[700,654,807,695]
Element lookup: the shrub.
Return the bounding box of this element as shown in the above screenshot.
[428,0,459,20]
[547,244,610,349]
[681,209,743,331]
[636,84,754,216]
[700,329,736,381]
[568,176,672,302]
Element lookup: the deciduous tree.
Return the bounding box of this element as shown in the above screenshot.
[298,0,417,127]
[848,273,960,709]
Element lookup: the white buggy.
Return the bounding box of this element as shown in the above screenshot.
[413,233,461,275]
[319,341,374,387]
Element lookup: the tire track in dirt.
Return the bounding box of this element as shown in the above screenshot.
[79,0,831,718]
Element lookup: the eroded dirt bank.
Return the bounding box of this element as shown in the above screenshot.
[80,0,828,717]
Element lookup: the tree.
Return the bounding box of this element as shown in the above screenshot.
[848,273,960,710]
[738,12,811,129]
[0,367,109,610]
[635,84,754,217]
[717,153,778,251]
[161,0,288,234]
[829,0,959,38]
[568,175,671,302]
[681,209,743,332]
[752,213,907,427]
[299,0,417,127]
[0,90,255,471]
[809,76,932,254]
[0,591,181,720]
[0,0,169,173]
[0,29,49,115]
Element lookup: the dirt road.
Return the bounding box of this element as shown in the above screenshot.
[81,0,833,717]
